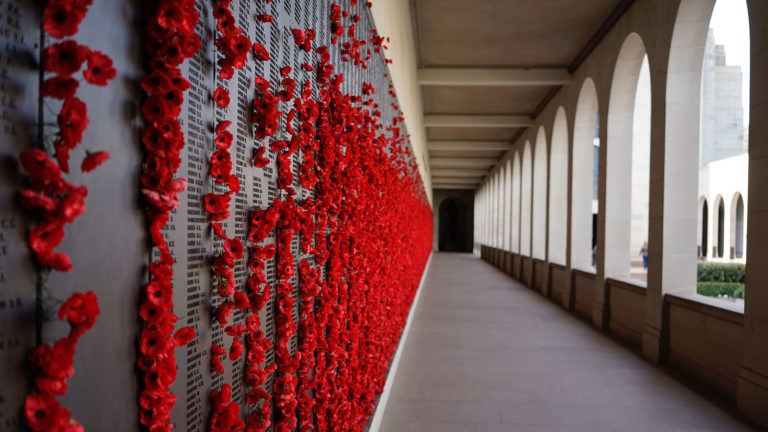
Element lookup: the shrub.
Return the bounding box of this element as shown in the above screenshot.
[697,262,745,283]
[696,282,745,298]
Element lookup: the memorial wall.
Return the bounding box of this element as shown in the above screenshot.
[0,1,432,431]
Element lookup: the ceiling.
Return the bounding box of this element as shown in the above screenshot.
[410,0,627,190]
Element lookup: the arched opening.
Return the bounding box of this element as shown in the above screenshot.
[532,127,548,259]
[698,197,709,259]
[571,78,599,270]
[714,195,725,258]
[605,33,650,280]
[548,107,568,265]
[521,141,533,256]
[731,192,745,259]
[511,153,521,253]
[666,0,750,291]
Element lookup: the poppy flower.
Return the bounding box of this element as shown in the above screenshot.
[142,96,170,125]
[43,40,89,76]
[41,76,79,99]
[211,356,224,375]
[223,238,243,260]
[140,70,172,96]
[257,14,273,23]
[43,0,88,39]
[233,291,250,310]
[58,291,99,330]
[213,87,229,108]
[254,76,270,92]
[173,326,195,346]
[83,51,116,86]
[215,130,232,149]
[19,190,58,213]
[252,43,270,61]
[227,174,240,193]
[204,193,230,215]
[81,151,109,172]
[58,97,89,146]
[146,279,173,307]
[229,338,243,360]
[140,328,169,357]
[29,222,65,255]
[25,393,62,431]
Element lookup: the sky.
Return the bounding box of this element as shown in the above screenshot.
[709,0,750,125]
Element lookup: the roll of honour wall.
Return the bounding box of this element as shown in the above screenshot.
[0,1,433,431]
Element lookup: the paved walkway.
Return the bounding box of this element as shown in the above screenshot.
[379,253,757,432]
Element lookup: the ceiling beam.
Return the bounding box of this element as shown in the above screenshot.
[431,168,488,178]
[418,68,572,86]
[424,115,532,128]
[432,177,481,184]
[430,157,497,168]
[432,183,478,190]
[428,140,511,152]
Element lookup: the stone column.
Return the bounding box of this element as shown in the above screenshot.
[738,1,768,425]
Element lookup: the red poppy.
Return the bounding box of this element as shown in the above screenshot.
[215,130,232,149]
[20,150,61,182]
[212,356,224,375]
[25,393,62,431]
[173,327,195,346]
[29,222,65,255]
[43,40,89,76]
[223,238,243,260]
[213,87,230,108]
[233,291,250,310]
[41,76,79,99]
[229,338,243,360]
[58,97,89,146]
[204,193,230,215]
[43,0,88,39]
[58,291,100,330]
[142,96,170,125]
[81,151,109,173]
[145,279,173,307]
[140,70,172,96]
[227,174,240,193]
[83,51,116,86]
[252,43,270,61]
[257,14,273,23]
[140,328,169,357]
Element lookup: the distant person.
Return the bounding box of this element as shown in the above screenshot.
[640,241,648,271]
[592,245,597,267]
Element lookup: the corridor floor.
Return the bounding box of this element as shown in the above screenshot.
[379,253,757,432]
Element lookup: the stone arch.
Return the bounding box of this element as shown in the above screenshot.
[605,32,650,278]
[571,77,599,270]
[731,192,745,259]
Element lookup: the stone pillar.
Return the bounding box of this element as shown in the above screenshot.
[738,1,768,425]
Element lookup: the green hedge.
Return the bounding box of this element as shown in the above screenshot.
[696,282,745,299]
[697,263,745,283]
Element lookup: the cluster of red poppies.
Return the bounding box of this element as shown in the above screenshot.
[24,292,100,432]
[207,2,260,430]
[18,1,118,430]
[243,204,280,431]
[234,3,432,431]
[138,1,200,431]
